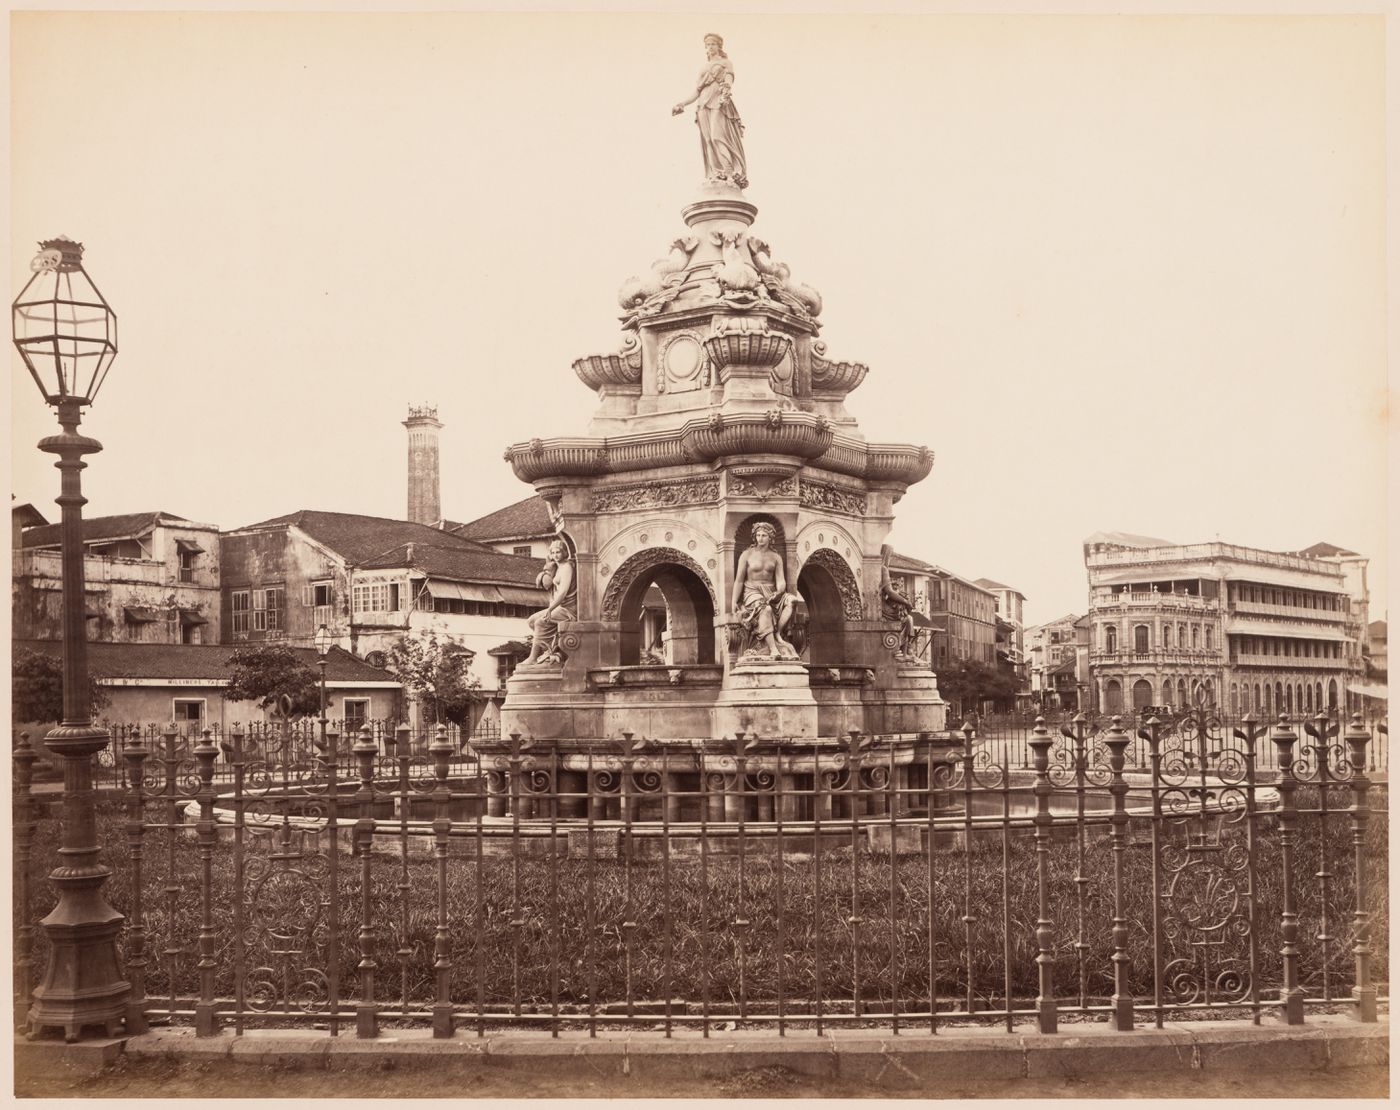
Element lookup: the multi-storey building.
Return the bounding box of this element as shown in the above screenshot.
[886,553,997,667]
[219,509,546,696]
[1025,614,1082,709]
[15,511,222,644]
[1084,531,1367,716]
[974,578,1026,668]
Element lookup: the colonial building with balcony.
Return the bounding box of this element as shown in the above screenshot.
[14,511,222,644]
[1083,531,1367,716]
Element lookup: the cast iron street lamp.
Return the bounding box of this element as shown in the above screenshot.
[13,237,129,1040]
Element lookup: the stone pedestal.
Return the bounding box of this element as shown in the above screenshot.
[712,661,817,739]
[500,668,601,742]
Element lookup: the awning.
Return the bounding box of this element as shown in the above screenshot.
[498,586,546,606]
[488,639,532,657]
[426,580,502,603]
[1350,681,1389,700]
[123,606,162,623]
[175,539,205,554]
[179,609,209,626]
[909,611,936,629]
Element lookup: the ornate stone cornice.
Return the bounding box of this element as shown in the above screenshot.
[504,426,932,488]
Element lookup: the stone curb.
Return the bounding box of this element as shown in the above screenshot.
[18,1016,1384,1086]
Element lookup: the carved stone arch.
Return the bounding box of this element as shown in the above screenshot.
[801,547,863,620]
[600,547,718,621]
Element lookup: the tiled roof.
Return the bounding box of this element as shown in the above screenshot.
[22,511,207,550]
[973,577,1024,598]
[361,542,545,588]
[13,640,396,683]
[450,496,554,542]
[233,509,491,566]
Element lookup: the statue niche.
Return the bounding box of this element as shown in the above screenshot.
[729,518,807,661]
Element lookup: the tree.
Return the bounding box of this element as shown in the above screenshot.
[225,644,322,718]
[11,646,109,726]
[934,658,1020,719]
[384,632,483,727]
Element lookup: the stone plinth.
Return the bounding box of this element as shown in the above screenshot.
[712,661,817,740]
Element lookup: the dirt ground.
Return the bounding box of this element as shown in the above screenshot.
[15,1054,1390,1100]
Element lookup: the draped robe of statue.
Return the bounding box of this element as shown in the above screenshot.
[692,58,748,190]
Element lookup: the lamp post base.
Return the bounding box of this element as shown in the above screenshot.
[27,722,130,1042]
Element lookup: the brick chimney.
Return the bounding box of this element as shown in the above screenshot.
[403,405,443,525]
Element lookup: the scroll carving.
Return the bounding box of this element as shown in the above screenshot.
[591,476,720,513]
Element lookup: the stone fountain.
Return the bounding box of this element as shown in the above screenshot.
[476,36,951,822]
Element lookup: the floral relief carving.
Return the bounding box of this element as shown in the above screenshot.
[800,479,867,516]
[591,477,720,513]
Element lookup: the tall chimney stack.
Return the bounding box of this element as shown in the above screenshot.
[403,404,443,525]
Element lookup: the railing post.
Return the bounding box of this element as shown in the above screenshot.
[1027,717,1058,1034]
[353,724,380,1038]
[193,728,220,1036]
[429,723,456,1038]
[12,732,38,1032]
[1102,716,1133,1030]
[1343,713,1377,1023]
[1270,714,1305,1025]
[121,726,150,1034]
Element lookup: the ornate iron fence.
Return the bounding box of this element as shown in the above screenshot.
[13,706,1386,1038]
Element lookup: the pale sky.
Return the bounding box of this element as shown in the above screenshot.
[8,8,1388,628]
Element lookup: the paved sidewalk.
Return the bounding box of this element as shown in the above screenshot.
[14,1016,1388,1098]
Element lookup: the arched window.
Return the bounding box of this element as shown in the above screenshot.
[1328,679,1338,709]
[1105,625,1117,653]
[1230,683,1239,714]
[1178,677,1188,706]
[1134,625,1150,653]
[1191,625,1200,649]
[1204,626,1213,651]
[1162,625,1171,649]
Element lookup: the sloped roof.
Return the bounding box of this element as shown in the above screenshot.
[1083,530,1176,549]
[12,503,48,531]
[14,640,395,683]
[1369,619,1387,636]
[23,511,209,550]
[451,496,555,542]
[1293,541,1361,559]
[973,577,1024,598]
[234,509,491,566]
[360,541,545,588]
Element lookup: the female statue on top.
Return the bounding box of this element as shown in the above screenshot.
[672,33,749,190]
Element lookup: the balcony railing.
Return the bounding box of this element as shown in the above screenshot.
[1086,541,1342,577]
[1090,649,1219,666]
[1231,654,1350,671]
[1091,592,1219,613]
[1230,599,1348,622]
